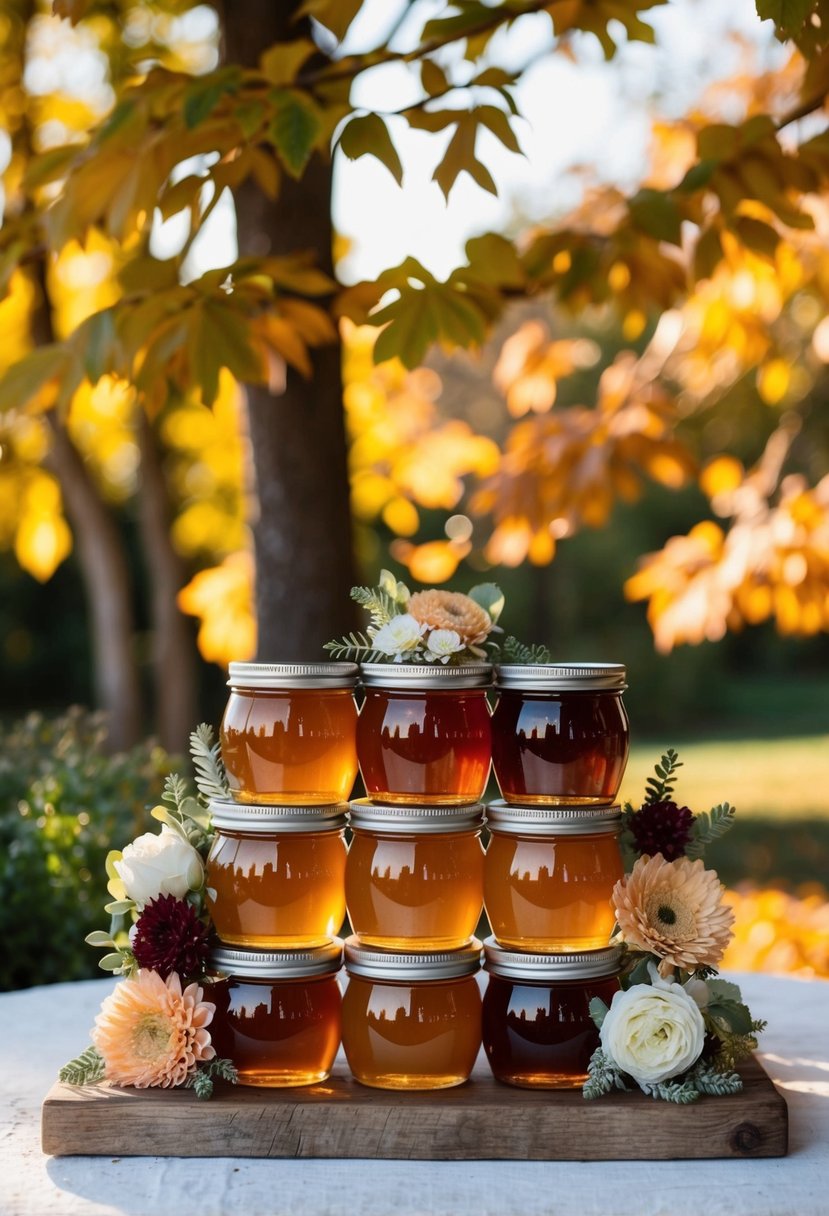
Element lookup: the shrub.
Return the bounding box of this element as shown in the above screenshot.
[0,708,170,990]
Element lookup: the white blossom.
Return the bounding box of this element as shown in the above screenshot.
[114,826,204,909]
[371,613,426,661]
[425,628,464,663]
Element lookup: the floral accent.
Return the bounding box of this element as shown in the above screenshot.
[599,968,706,1086]
[131,894,210,980]
[613,853,735,974]
[114,825,204,910]
[92,970,215,1089]
[408,590,493,652]
[628,799,695,861]
[371,613,426,661]
[425,628,464,662]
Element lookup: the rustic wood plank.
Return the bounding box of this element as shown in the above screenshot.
[42,1056,787,1161]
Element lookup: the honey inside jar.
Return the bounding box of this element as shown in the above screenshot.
[341,938,482,1090]
[346,802,484,950]
[484,803,623,952]
[221,662,358,805]
[206,802,347,948]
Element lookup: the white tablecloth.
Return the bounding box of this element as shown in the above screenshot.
[0,972,826,1216]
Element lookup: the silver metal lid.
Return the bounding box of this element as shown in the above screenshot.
[495,663,626,690]
[227,661,358,689]
[344,936,482,980]
[210,939,343,979]
[483,939,622,980]
[209,799,348,832]
[349,799,484,833]
[486,800,621,835]
[360,662,492,689]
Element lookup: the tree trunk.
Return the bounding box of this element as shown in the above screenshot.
[224,0,356,661]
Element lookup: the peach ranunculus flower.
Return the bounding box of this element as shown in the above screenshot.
[92,970,215,1089]
[407,590,493,652]
[613,853,735,975]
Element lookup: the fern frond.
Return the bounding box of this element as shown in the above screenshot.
[189,723,229,804]
[690,1064,743,1096]
[642,748,683,806]
[582,1048,628,1099]
[162,772,189,815]
[641,1078,700,1103]
[350,586,397,630]
[500,636,552,664]
[60,1045,105,1086]
[685,802,736,858]
[323,632,385,662]
[184,1057,238,1100]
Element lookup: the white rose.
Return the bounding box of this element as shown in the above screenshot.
[600,980,706,1086]
[371,613,425,661]
[425,628,464,663]
[114,826,204,909]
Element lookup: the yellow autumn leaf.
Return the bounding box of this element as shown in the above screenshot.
[178,551,256,666]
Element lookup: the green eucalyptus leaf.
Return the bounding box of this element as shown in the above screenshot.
[98,952,126,971]
[104,898,135,916]
[468,583,505,624]
[588,997,609,1029]
[84,930,115,947]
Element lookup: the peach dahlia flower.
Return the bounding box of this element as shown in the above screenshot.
[613,853,735,974]
[92,969,215,1089]
[407,590,492,649]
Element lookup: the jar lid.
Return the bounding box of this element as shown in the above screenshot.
[349,799,485,833]
[360,662,491,689]
[209,799,348,832]
[227,661,358,689]
[494,663,626,690]
[483,939,622,980]
[486,800,621,835]
[343,936,482,981]
[210,939,343,979]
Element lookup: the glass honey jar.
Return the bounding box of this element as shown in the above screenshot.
[484,801,623,952]
[346,800,485,950]
[206,800,347,948]
[491,663,629,805]
[209,941,343,1087]
[342,937,482,1090]
[221,661,359,805]
[357,663,492,806]
[482,940,621,1089]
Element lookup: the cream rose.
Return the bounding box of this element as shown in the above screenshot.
[114,826,204,909]
[600,978,706,1085]
[371,613,426,661]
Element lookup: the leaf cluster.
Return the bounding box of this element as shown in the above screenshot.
[59,1045,105,1086]
[642,748,683,806]
[499,636,552,664]
[184,1057,239,1100]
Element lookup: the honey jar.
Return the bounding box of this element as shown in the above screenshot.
[209,941,343,1087]
[342,937,482,1090]
[357,663,492,805]
[346,800,485,950]
[482,940,621,1088]
[491,663,629,805]
[484,801,623,952]
[221,661,359,805]
[206,800,347,948]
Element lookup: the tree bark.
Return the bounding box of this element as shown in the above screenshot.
[224,0,356,660]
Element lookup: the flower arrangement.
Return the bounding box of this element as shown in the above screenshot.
[59,727,237,1100]
[583,748,765,1103]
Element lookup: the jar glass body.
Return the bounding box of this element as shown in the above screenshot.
[491,689,629,805]
[221,687,358,805]
[484,828,623,952]
[482,972,620,1088]
[342,974,481,1090]
[346,826,484,950]
[206,827,347,947]
[357,687,491,805]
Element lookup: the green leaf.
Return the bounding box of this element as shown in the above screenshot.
[628,188,683,245]
[98,951,127,971]
[468,582,505,623]
[686,802,735,858]
[0,346,74,412]
[707,999,755,1036]
[731,215,780,259]
[693,225,724,281]
[59,1046,105,1086]
[588,997,609,1029]
[103,900,134,916]
[499,636,552,664]
[183,69,242,130]
[339,113,403,185]
[189,722,230,804]
[268,90,322,179]
[464,233,525,287]
[755,0,812,38]
[84,931,115,947]
[260,39,316,86]
[706,978,743,1003]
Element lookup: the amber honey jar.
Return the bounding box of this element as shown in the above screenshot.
[482,940,621,1089]
[342,937,482,1090]
[209,941,343,1087]
[484,802,623,952]
[357,663,492,805]
[221,661,358,805]
[346,800,485,950]
[206,800,347,948]
[491,663,629,805]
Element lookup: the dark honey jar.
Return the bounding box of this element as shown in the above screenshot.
[346,800,485,950]
[482,940,621,1089]
[491,663,629,805]
[206,800,347,948]
[209,940,343,1087]
[341,937,482,1090]
[221,661,359,805]
[484,802,623,952]
[357,663,492,805]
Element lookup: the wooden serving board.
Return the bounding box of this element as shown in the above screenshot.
[42,1056,786,1160]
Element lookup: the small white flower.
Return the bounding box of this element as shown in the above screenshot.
[425,628,464,664]
[371,613,426,661]
[600,977,706,1087]
[114,826,204,910]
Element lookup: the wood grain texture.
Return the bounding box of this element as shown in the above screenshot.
[42,1056,787,1161]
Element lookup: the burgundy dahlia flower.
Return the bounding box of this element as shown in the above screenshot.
[131,894,209,980]
[628,799,695,861]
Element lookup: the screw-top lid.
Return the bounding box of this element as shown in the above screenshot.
[483,938,622,980]
[495,663,626,690]
[343,936,482,981]
[349,799,484,833]
[210,939,343,979]
[227,661,358,689]
[360,662,491,689]
[209,799,348,832]
[486,800,621,836]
